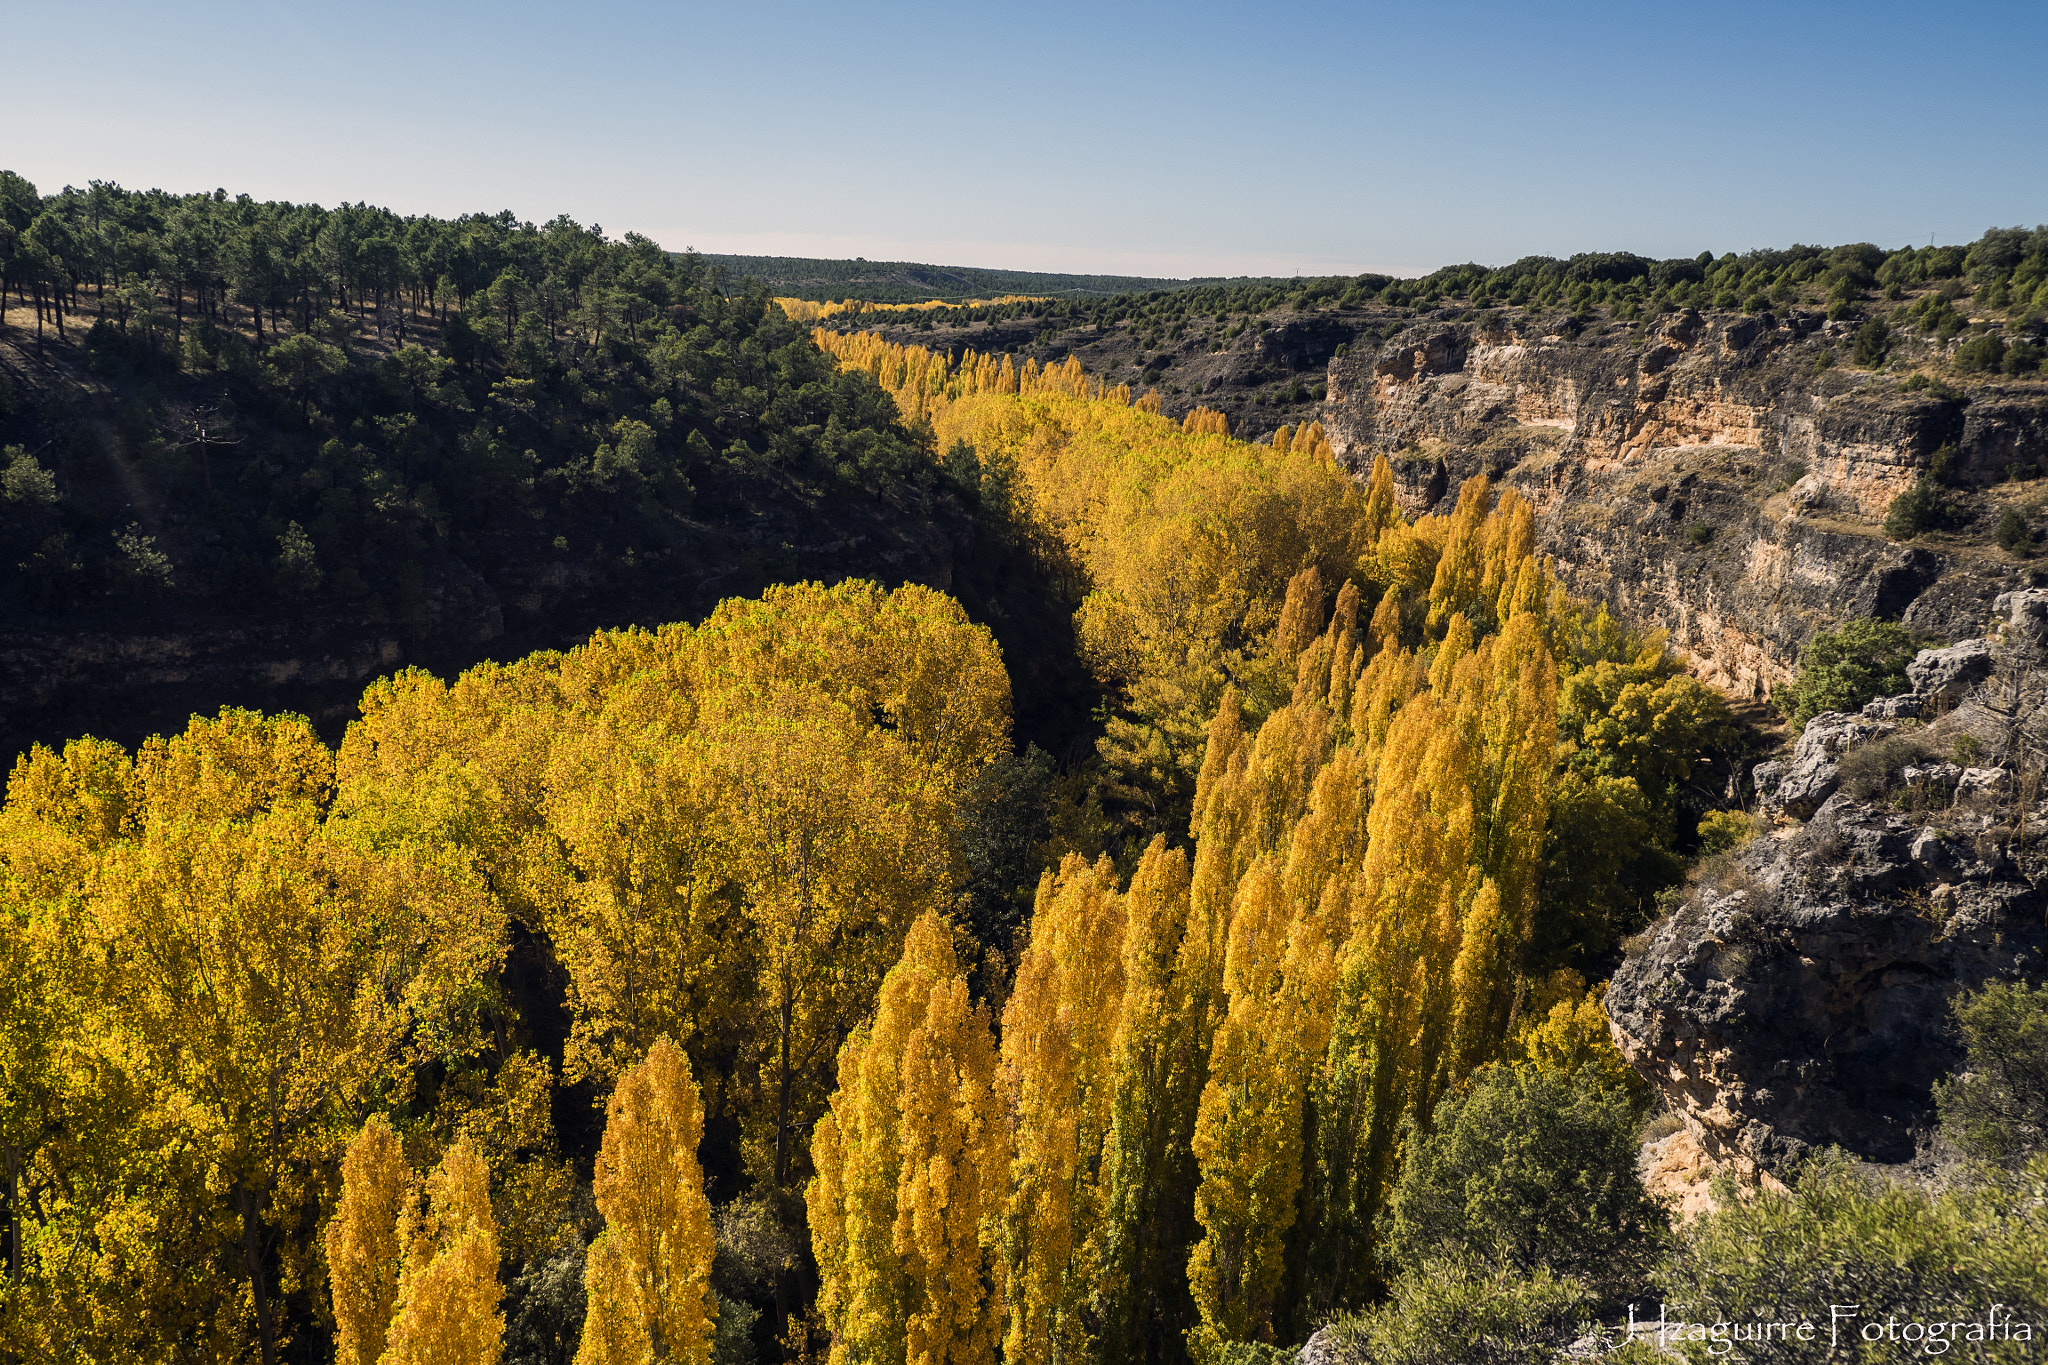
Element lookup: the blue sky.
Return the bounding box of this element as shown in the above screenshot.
[6,1,2045,277]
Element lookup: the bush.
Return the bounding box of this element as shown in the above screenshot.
[1776,618,1920,730]
[1997,505,2034,554]
[1936,980,2048,1167]
[1685,522,1713,546]
[1834,730,1936,801]
[1852,316,1891,366]
[1695,809,1758,855]
[1659,1153,2048,1365]
[2004,339,2045,374]
[1883,477,1945,540]
[1381,1064,1667,1308]
[1318,1262,1593,1365]
[1954,330,2008,373]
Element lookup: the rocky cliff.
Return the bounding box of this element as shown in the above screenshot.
[1605,590,2048,1179]
[1322,310,2048,698]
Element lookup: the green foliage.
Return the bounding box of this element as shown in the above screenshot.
[503,1243,587,1365]
[1852,316,1890,366]
[1381,1064,1667,1308]
[0,178,954,622]
[1,445,58,505]
[711,1291,760,1365]
[274,520,322,596]
[1997,505,2034,555]
[1955,331,2009,373]
[953,743,1056,957]
[1776,618,1919,730]
[1685,522,1712,546]
[1883,477,1946,539]
[1695,809,1758,855]
[1936,980,2048,1167]
[1658,1153,2048,1364]
[1206,1342,1299,1365]
[1319,1262,1594,1365]
[1535,617,1731,967]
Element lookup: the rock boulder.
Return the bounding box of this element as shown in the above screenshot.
[1606,789,2046,1175]
[1759,712,1895,819]
[1906,639,1996,706]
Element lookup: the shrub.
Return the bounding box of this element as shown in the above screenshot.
[1954,331,2008,373]
[1852,316,1891,366]
[1695,809,1758,855]
[1776,618,1920,730]
[1997,505,2034,555]
[1685,522,1713,546]
[2003,339,2045,374]
[1834,730,1935,801]
[1381,1064,1667,1308]
[1318,1263,1593,1365]
[1883,478,1944,540]
[1935,980,2048,1167]
[1659,1153,2048,1365]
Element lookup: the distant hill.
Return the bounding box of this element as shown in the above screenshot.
[697,253,1298,303]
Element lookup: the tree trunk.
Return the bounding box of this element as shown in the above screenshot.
[774,975,796,1188]
[3,1142,19,1287]
[236,1186,279,1365]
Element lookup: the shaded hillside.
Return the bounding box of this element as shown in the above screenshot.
[0,176,1097,764]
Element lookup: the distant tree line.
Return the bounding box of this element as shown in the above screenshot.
[817,229,2048,340]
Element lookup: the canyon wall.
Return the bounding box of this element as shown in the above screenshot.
[1320,309,2048,697]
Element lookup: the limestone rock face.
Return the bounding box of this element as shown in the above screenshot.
[1758,711,1895,819]
[1907,639,1996,705]
[1318,313,2046,699]
[1605,791,2046,1175]
[1994,587,2048,646]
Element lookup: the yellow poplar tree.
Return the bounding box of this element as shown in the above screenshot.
[328,1116,414,1365]
[383,1138,503,1365]
[997,855,1126,1365]
[810,913,1001,1365]
[578,1036,718,1365]
[1091,837,1204,1364]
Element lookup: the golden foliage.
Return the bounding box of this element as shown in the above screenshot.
[814,329,1376,845]
[775,296,1046,322]
[1172,477,1567,1349]
[0,574,1008,1363]
[809,912,1003,1365]
[329,1116,415,1365]
[578,1036,718,1365]
[385,1138,503,1365]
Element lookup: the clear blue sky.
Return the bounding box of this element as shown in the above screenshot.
[7,1,2045,277]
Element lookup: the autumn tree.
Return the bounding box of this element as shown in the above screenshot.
[384,1138,504,1365]
[997,854,1126,1365]
[809,912,1002,1365]
[575,1036,717,1365]
[329,1116,414,1365]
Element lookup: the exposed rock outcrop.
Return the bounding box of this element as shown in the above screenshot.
[1754,711,1897,820]
[1607,787,2045,1174]
[1319,314,2047,698]
[1612,618,2048,1179]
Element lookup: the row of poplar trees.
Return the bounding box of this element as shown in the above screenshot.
[808,478,1586,1363]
